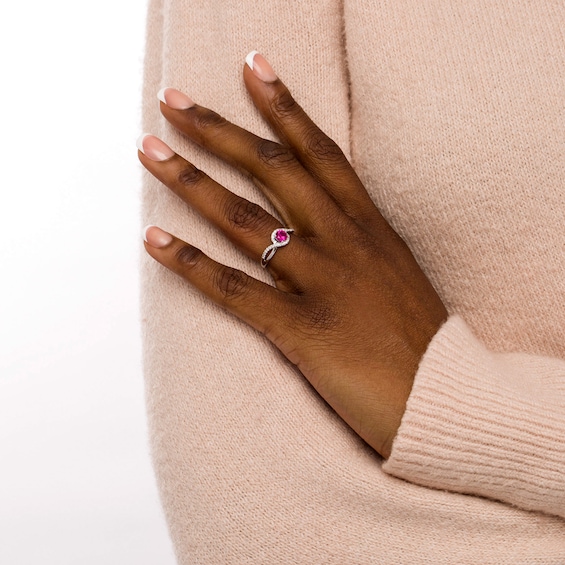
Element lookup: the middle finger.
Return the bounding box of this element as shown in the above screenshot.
[137,134,312,286]
[158,88,339,234]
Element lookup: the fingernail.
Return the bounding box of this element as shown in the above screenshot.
[137,134,175,161]
[143,225,173,248]
[245,51,277,83]
[157,87,195,110]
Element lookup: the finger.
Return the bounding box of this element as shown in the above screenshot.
[138,134,311,285]
[243,52,380,225]
[156,88,338,234]
[143,225,291,335]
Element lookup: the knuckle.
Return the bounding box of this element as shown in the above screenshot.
[226,199,271,232]
[177,164,204,187]
[193,108,228,131]
[303,129,344,164]
[174,244,203,267]
[269,88,299,119]
[299,300,339,332]
[215,267,250,300]
[255,140,295,168]
[350,226,389,262]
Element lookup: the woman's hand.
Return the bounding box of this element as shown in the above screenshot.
[138,52,447,458]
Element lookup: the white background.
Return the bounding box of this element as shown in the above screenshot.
[0,1,176,563]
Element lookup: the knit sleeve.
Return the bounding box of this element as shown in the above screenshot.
[382,315,565,519]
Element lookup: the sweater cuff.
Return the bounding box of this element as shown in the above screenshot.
[382,315,565,517]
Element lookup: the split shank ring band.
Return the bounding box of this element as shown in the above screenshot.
[261,228,294,268]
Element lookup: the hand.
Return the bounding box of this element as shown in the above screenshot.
[138,52,448,458]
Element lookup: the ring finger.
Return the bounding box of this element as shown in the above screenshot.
[138,134,311,286]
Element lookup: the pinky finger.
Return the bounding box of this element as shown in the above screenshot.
[143,225,288,335]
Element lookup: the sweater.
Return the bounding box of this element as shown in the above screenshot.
[140,1,565,563]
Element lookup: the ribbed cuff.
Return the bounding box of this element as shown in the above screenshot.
[383,316,565,518]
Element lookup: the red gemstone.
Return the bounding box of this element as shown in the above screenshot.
[275,230,288,242]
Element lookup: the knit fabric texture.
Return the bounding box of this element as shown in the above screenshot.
[141,1,565,563]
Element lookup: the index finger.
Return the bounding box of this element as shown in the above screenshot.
[244,51,378,223]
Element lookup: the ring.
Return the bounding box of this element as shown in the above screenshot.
[261,228,294,268]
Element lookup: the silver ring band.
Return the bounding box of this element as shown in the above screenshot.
[261,228,294,268]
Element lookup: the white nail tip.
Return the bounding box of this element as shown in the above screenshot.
[136,133,150,154]
[245,50,259,70]
[157,87,168,104]
[143,224,156,243]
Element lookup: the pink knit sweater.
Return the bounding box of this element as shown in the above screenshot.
[141,1,565,562]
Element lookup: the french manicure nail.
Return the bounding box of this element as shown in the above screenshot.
[245,51,278,83]
[136,134,175,161]
[143,225,173,248]
[157,87,195,110]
